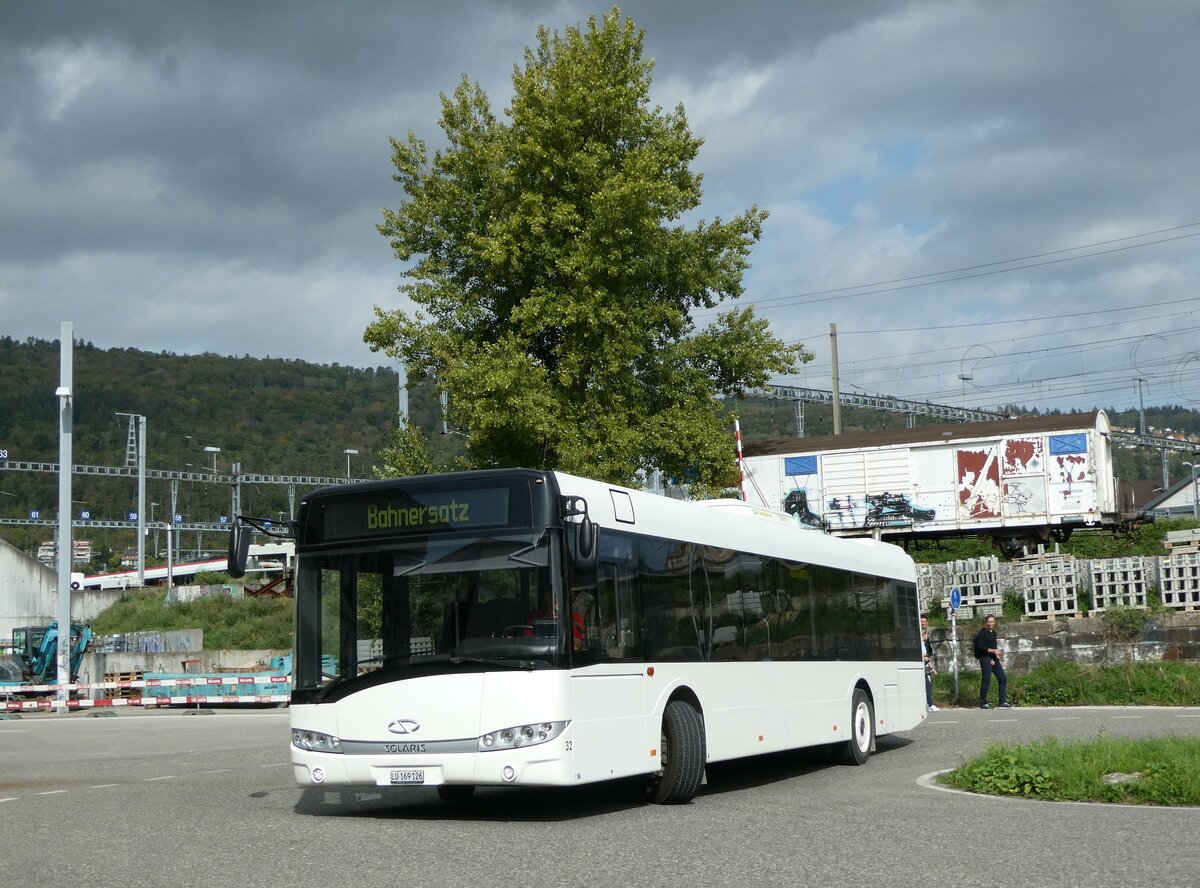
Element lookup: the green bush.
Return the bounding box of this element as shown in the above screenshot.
[1101,606,1147,645]
[945,745,1057,797]
[908,517,1200,564]
[1002,588,1024,620]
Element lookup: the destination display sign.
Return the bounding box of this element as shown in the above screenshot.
[322,487,511,540]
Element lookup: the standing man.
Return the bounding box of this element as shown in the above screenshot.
[972,614,1011,709]
[920,616,938,711]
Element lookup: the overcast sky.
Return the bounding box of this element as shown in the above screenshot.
[4,1,1198,417]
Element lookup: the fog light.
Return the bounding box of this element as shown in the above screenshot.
[502,765,516,782]
[311,767,325,784]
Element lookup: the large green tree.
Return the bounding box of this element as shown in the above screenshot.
[366,7,807,488]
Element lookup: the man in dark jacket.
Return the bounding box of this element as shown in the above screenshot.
[972,614,1011,709]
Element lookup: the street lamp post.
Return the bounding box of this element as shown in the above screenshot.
[1186,461,1200,519]
[204,445,221,473]
[344,448,358,480]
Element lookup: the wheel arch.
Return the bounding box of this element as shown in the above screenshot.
[851,677,877,754]
[647,680,705,726]
[666,684,704,719]
[646,682,706,765]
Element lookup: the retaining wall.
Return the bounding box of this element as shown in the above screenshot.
[928,611,1200,674]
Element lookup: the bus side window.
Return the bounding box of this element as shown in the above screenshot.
[595,534,638,661]
[705,546,745,661]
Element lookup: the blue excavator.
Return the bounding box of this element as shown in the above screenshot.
[0,622,92,687]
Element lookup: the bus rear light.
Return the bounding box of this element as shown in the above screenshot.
[478,720,567,752]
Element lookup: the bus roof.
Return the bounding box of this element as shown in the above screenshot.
[552,471,916,583]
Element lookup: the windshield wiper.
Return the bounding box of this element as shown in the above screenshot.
[449,656,539,671]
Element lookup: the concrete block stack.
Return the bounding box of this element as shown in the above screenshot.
[1159,550,1200,611]
[1088,557,1148,613]
[1018,549,1079,618]
[916,563,941,614]
[942,556,1003,617]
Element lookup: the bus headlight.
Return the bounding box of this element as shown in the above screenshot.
[292,729,343,753]
[478,720,568,751]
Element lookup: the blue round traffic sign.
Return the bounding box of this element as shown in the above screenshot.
[950,586,962,610]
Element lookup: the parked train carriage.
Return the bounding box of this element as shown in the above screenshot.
[741,410,1124,554]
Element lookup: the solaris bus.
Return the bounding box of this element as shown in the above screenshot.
[229,469,926,804]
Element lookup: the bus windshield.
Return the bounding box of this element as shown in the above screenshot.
[292,531,564,697]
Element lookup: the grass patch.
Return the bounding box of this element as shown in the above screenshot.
[942,735,1200,805]
[932,659,1200,707]
[90,588,294,650]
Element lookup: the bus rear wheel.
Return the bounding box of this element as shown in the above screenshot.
[646,699,705,804]
[839,688,874,765]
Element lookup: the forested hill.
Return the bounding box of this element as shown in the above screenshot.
[0,337,438,552]
[1,336,404,475]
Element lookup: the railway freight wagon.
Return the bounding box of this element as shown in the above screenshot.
[741,411,1123,555]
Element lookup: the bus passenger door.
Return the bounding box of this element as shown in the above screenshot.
[568,536,651,783]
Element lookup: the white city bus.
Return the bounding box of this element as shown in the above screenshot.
[265,469,925,804]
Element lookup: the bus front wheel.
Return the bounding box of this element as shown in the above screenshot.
[646,699,705,804]
[839,688,874,765]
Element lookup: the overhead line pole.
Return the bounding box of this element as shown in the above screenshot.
[830,324,842,436]
[55,323,73,713]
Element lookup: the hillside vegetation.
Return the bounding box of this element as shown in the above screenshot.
[89,588,294,650]
[0,336,455,565]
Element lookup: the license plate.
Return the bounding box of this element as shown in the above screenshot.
[389,769,425,785]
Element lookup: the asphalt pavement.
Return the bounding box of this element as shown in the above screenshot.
[2,705,1198,887]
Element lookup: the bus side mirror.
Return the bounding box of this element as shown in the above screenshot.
[573,516,599,574]
[561,495,599,574]
[227,522,251,579]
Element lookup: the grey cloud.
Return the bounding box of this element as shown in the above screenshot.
[2,0,1197,413]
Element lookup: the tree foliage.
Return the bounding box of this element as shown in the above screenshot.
[365,8,806,488]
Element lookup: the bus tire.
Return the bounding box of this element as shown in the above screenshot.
[646,699,705,804]
[839,687,874,766]
[437,784,475,803]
